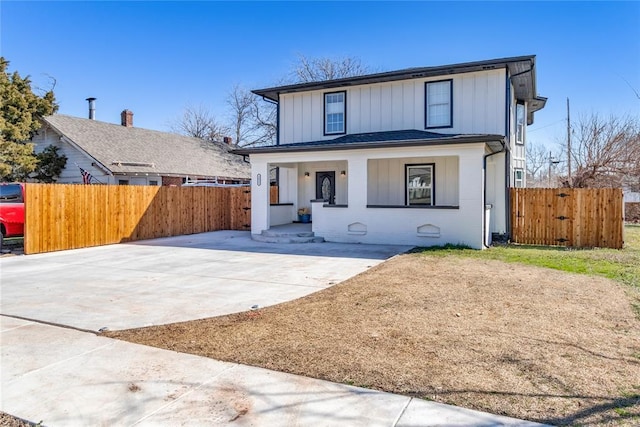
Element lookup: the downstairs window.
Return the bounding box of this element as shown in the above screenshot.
[406,164,435,205]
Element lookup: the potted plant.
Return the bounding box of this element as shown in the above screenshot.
[297,207,311,223]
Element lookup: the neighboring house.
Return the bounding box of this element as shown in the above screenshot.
[31,110,250,186]
[235,55,546,249]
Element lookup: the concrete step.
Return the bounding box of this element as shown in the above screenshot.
[261,230,315,238]
[253,230,325,244]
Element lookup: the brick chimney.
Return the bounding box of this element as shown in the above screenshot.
[121,110,134,127]
[223,136,233,145]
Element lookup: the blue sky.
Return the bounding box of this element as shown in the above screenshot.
[2,1,639,148]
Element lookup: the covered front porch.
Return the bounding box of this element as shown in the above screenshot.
[249,141,501,249]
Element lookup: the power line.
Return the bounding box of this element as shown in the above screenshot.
[528,119,565,133]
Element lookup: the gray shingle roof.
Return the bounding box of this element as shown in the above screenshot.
[233,130,505,155]
[281,130,457,147]
[42,115,250,179]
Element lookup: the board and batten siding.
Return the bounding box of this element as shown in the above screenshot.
[367,156,459,206]
[507,83,527,187]
[280,69,507,144]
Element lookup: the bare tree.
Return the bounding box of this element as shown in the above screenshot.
[226,85,255,146]
[290,54,373,83]
[525,140,548,186]
[224,85,277,147]
[170,104,229,142]
[250,99,277,146]
[563,113,640,189]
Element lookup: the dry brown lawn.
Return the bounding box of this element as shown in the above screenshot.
[107,254,640,425]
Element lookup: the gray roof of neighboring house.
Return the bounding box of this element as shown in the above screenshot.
[253,55,546,125]
[42,115,250,179]
[233,129,505,155]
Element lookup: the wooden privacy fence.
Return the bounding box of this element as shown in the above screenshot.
[24,184,251,255]
[510,188,624,249]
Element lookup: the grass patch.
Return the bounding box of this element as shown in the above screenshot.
[414,225,640,289]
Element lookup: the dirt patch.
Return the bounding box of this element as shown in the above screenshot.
[107,255,640,425]
[0,413,37,427]
[627,202,640,223]
[128,383,141,392]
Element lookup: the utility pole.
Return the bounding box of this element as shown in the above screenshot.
[548,151,560,187]
[567,98,572,187]
[548,151,552,187]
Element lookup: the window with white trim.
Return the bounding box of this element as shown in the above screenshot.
[406,164,435,205]
[324,91,346,135]
[514,168,524,188]
[425,80,452,128]
[516,102,525,144]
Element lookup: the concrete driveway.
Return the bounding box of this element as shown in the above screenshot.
[0,231,411,332]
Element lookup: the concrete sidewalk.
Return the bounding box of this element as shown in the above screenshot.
[1,317,546,426]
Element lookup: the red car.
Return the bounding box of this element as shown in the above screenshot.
[0,183,25,250]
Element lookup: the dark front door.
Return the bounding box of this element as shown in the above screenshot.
[316,171,335,204]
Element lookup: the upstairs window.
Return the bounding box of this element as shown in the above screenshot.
[406,164,435,206]
[425,80,452,128]
[324,91,346,135]
[516,102,525,144]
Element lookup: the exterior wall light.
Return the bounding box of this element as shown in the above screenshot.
[304,172,310,177]
[340,170,346,176]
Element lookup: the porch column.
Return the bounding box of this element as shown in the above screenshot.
[347,157,367,209]
[280,165,298,204]
[458,148,485,248]
[251,160,269,235]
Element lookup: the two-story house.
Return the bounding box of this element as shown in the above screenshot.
[235,55,546,249]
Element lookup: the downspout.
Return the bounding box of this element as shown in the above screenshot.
[504,67,512,241]
[483,141,507,248]
[502,58,533,240]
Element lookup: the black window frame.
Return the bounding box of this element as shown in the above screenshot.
[323,90,347,136]
[425,79,453,129]
[514,168,524,188]
[515,101,525,145]
[405,163,436,206]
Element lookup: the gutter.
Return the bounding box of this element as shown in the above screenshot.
[483,139,507,248]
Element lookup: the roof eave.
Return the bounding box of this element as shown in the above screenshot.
[253,55,537,102]
[233,135,506,155]
[40,117,114,174]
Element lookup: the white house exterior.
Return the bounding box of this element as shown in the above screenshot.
[235,56,546,249]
